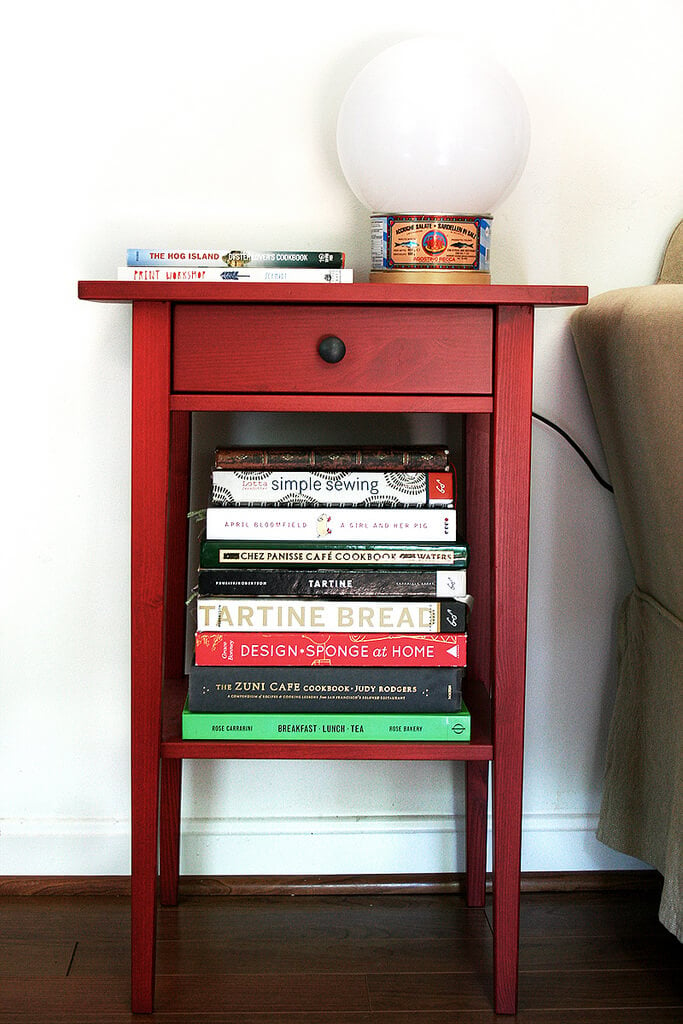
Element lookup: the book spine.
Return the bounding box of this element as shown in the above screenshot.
[188,664,464,714]
[117,266,353,283]
[199,540,469,568]
[194,598,470,633]
[196,568,467,599]
[126,249,346,268]
[181,703,471,742]
[213,446,450,471]
[204,507,455,542]
[194,632,467,667]
[210,470,454,508]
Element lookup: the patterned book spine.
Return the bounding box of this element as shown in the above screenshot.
[210,470,454,508]
[196,568,466,599]
[194,598,470,633]
[194,632,467,667]
[199,540,469,568]
[188,664,464,714]
[213,446,450,471]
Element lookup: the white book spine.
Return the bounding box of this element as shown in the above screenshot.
[117,266,353,283]
[195,598,464,633]
[204,507,455,542]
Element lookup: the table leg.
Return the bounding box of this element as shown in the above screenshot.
[160,759,182,906]
[465,761,489,906]
[159,411,191,906]
[464,412,492,906]
[130,301,172,1013]
[491,305,534,1015]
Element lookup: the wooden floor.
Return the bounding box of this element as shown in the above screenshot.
[1,886,681,1022]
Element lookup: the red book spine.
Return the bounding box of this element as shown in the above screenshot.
[195,632,467,667]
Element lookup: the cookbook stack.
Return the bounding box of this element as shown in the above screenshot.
[182,445,472,742]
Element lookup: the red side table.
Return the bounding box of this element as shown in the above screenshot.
[79,281,587,1013]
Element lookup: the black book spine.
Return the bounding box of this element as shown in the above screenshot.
[188,664,464,714]
[197,568,464,599]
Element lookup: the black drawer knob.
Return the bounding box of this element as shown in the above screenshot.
[318,335,346,363]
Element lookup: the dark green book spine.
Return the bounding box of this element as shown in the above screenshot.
[199,540,469,569]
[182,700,471,741]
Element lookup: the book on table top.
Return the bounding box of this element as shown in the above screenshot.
[118,266,353,283]
[126,249,346,268]
[181,699,471,742]
[194,631,467,668]
[187,663,464,714]
[199,539,469,569]
[213,445,451,472]
[196,567,467,599]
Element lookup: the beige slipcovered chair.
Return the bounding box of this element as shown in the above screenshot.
[570,221,683,941]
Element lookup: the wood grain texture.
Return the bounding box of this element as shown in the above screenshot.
[1,888,680,1023]
[159,758,181,908]
[490,304,535,1014]
[172,304,493,395]
[78,280,589,307]
[464,413,492,691]
[0,870,660,899]
[466,761,489,908]
[158,410,190,910]
[170,393,494,413]
[130,300,173,1011]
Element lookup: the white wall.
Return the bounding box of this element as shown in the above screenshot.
[1,0,681,877]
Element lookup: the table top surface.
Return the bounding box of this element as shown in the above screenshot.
[78,280,588,307]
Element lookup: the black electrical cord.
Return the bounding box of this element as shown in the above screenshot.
[532,412,614,493]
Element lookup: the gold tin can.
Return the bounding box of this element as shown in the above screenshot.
[370,214,491,284]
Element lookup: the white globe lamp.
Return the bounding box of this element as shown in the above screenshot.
[336,38,531,283]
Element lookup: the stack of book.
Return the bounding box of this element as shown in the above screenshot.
[118,248,353,283]
[182,445,472,742]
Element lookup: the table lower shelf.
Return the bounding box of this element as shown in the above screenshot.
[161,675,492,761]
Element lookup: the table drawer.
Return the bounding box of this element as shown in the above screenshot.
[173,304,493,394]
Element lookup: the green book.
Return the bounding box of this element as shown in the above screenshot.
[200,539,469,569]
[181,699,470,742]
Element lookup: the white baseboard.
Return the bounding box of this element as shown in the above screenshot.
[0,812,649,875]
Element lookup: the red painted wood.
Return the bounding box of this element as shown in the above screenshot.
[159,758,182,907]
[170,393,493,413]
[464,412,492,692]
[172,304,492,395]
[490,304,535,1014]
[164,741,492,761]
[78,281,588,1015]
[164,412,191,678]
[463,411,492,911]
[130,301,172,1012]
[465,761,489,908]
[78,280,588,307]
[158,411,191,909]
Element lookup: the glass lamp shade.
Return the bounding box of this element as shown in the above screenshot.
[336,38,531,216]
